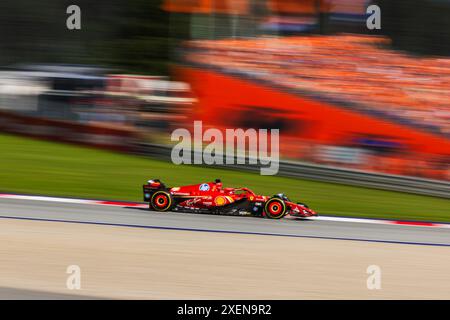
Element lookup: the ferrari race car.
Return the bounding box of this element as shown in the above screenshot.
[142,179,317,219]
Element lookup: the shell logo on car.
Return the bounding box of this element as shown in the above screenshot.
[214,196,235,206]
[214,196,226,206]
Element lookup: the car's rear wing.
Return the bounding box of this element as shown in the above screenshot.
[143,179,166,202]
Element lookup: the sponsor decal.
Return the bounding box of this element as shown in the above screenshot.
[186,198,201,206]
[199,183,210,191]
[225,196,234,203]
[214,196,226,206]
[174,192,191,196]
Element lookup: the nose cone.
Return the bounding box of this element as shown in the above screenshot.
[299,204,317,217]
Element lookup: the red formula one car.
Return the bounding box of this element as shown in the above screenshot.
[142,179,317,219]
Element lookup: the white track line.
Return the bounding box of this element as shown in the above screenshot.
[308,216,450,229]
[0,193,448,229]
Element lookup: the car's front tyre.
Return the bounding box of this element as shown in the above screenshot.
[264,198,287,219]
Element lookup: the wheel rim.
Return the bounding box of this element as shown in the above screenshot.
[268,201,282,215]
[154,194,168,208]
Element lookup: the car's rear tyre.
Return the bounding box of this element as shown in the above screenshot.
[264,198,287,219]
[150,190,173,212]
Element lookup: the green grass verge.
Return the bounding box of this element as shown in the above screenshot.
[0,133,449,222]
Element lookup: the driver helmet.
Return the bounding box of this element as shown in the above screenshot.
[214,178,223,189]
[274,193,289,201]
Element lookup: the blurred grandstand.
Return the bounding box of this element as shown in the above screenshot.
[167,0,450,180]
[184,35,449,135]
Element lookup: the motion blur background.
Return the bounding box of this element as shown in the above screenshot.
[2,1,450,300]
[0,0,449,218]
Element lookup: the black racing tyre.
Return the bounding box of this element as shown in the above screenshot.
[150,190,174,212]
[264,198,287,219]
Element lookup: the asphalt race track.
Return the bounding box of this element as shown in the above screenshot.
[0,198,449,246]
[1,197,450,299]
